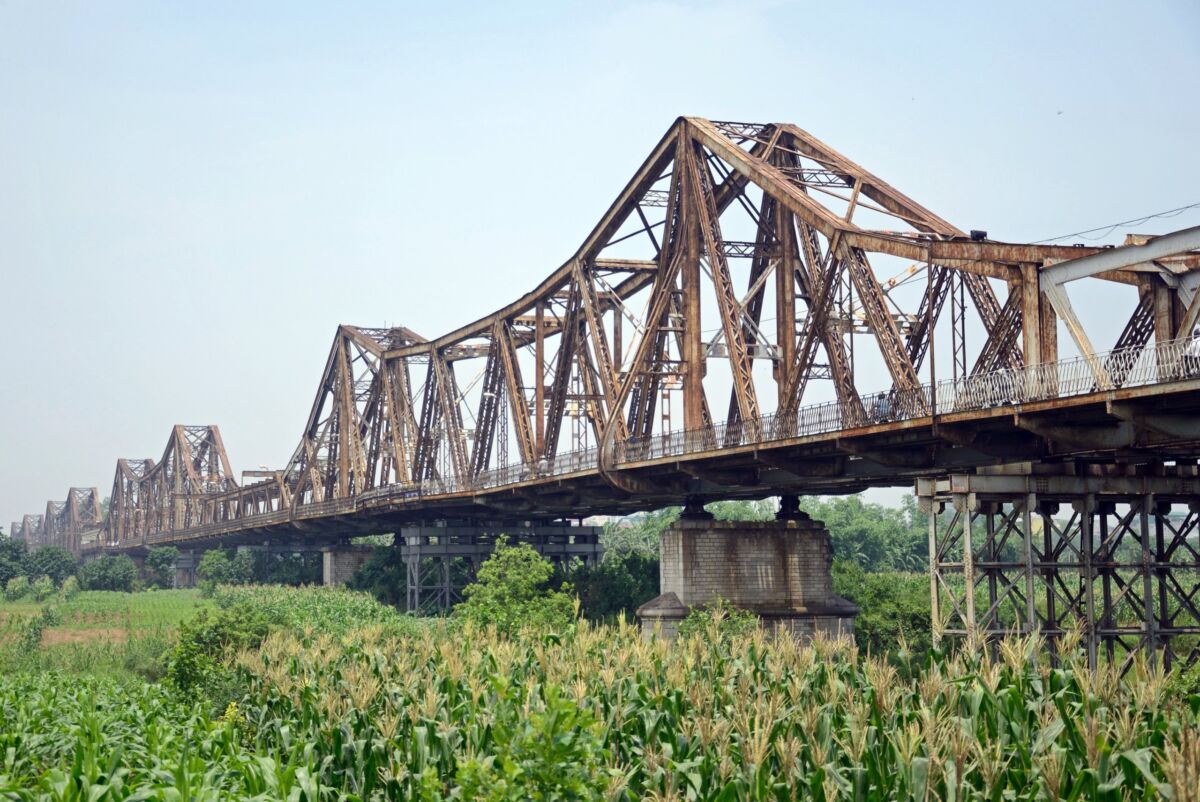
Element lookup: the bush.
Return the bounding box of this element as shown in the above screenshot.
[58,575,79,600]
[454,539,576,634]
[832,560,931,666]
[31,575,55,602]
[78,554,138,592]
[348,546,406,607]
[676,597,759,642]
[566,551,659,621]
[196,549,254,595]
[4,575,29,600]
[23,546,77,585]
[250,550,322,585]
[145,546,178,588]
[165,603,272,706]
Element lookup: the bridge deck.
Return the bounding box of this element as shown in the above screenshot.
[86,341,1200,553]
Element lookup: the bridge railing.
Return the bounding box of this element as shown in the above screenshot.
[611,335,1200,466]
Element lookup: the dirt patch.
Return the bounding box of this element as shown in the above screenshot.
[41,627,128,646]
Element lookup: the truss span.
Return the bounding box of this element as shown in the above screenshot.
[12,117,1200,552]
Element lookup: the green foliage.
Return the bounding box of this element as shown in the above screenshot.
[454,539,576,634]
[31,575,55,602]
[165,604,270,703]
[832,559,932,666]
[211,584,420,635]
[601,506,679,555]
[2,583,1198,799]
[804,494,929,572]
[676,596,759,642]
[1167,658,1200,702]
[22,545,77,585]
[348,545,406,607]
[58,574,79,600]
[566,550,659,621]
[145,546,179,588]
[0,535,26,586]
[196,548,254,594]
[708,498,777,521]
[4,575,30,601]
[0,589,208,678]
[78,554,138,591]
[249,550,322,585]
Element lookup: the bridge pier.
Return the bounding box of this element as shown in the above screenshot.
[321,544,374,586]
[175,549,197,589]
[399,523,603,614]
[918,464,1200,670]
[637,499,858,640]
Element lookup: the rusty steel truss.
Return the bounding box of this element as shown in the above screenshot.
[13,117,1200,565]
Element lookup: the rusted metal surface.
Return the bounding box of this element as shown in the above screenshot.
[14,118,1200,557]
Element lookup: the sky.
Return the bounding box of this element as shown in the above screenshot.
[2,0,1198,530]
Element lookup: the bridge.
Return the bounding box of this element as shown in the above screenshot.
[12,118,1200,663]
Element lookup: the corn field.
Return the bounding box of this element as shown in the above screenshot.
[2,608,1197,800]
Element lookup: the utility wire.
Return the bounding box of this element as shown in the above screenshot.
[1032,201,1200,244]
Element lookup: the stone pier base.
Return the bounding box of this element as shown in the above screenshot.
[637,515,858,640]
[175,550,197,589]
[322,544,374,586]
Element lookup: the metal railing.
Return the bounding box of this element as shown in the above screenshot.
[369,337,1200,498]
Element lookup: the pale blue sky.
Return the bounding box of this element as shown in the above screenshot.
[2,0,1198,528]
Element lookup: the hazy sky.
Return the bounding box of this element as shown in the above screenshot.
[2,0,1198,530]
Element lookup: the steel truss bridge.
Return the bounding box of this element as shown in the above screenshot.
[12,118,1200,664]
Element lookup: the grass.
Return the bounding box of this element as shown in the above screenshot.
[0,589,210,677]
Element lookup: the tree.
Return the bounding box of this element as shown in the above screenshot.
[78,554,138,591]
[23,546,77,586]
[566,551,659,622]
[832,559,931,668]
[0,535,27,586]
[454,539,575,633]
[197,549,254,591]
[250,550,322,585]
[348,546,405,607]
[145,546,179,588]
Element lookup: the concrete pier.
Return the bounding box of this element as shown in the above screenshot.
[321,544,374,586]
[637,508,857,639]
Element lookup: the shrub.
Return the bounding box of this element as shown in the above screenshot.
[566,550,659,621]
[250,550,322,586]
[196,549,254,595]
[78,554,138,592]
[165,603,272,706]
[31,575,55,602]
[58,575,79,600]
[0,535,26,586]
[4,575,29,601]
[832,559,932,666]
[453,539,576,634]
[348,545,406,607]
[23,546,77,585]
[676,596,759,642]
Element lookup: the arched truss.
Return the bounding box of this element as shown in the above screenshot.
[16,117,1200,542]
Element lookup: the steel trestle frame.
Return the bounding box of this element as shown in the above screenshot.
[919,471,1200,672]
